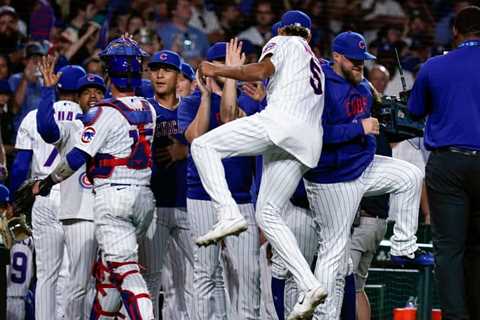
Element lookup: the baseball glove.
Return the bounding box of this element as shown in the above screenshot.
[0,213,32,249]
[14,179,37,217]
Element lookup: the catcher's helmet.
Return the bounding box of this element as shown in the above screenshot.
[57,65,86,91]
[99,36,149,92]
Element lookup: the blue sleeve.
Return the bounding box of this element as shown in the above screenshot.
[238,93,262,116]
[37,87,60,143]
[408,64,431,117]
[10,150,33,192]
[65,147,90,171]
[178,95,200,133]
[8,74,21,92]
[322,112,365,144]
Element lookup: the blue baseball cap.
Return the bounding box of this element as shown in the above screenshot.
[148,50,181,71]
[77,74,106,94]
[281,10,311,30]
[333,31,376,61]
[271,21,282,37]
[207,42,227,62]
[180,62,195,81]
[135,79,154,98]
[0,80,11,94]
[0,184,10,204]
[57,65,86,91]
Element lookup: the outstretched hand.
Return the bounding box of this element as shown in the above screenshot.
[226,38,246,67]
[39,54,61,87]
[196,70,212,95]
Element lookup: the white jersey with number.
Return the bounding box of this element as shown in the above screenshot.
[15,110,60,179]
[7,237,34,297]
[52,101,94,221]
[76,96,156,186]
[259,35,325,168]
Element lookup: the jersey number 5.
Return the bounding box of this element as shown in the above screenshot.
[310,58,323,95]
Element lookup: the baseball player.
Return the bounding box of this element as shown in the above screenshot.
[302,31,432,319]
[137,49,194,319]
[177,62,196,97]
[11,64,87,319]
[191,10,326,319]
[36,58,107,319]
[178,40,261,320]
[30,36,157,319]
[7,237,34,319]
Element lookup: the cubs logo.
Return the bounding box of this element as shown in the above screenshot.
[79,172,93,189]
[160,53,168,60]
[262,42,276,54]
[358,41,366,49]
[87,74,96,81]
[81,127,96,143]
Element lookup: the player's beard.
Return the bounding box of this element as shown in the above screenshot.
[342,64,364,85]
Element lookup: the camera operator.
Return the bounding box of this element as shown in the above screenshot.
[408,6,480,320]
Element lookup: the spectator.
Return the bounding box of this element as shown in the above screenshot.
[29,0,55,41]
[237,0,275,46]
[0,6,23,57]
[157,0,209,66]
[368,64,390,94]
[218,3,244,41]
[136,28,163,56]
[127,12,145,35]
[83,56,104,77]
[67,21,101,65]
[434,0,471,47]
[8,42,45,132]
[63,1,97,44]
[189,0,223,42]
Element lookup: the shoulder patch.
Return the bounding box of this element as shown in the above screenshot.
[81,126,96,144]
[82,107,103,126]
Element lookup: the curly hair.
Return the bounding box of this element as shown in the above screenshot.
[279,25,310,39]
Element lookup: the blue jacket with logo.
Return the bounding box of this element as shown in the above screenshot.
[304,63,376,184]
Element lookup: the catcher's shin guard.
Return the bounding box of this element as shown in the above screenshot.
[109,261,153,320]
[91,258,124,320]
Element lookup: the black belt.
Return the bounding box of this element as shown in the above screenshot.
[436,147,480,156]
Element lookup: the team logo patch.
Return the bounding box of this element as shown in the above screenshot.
[81,126,96,143]
[262,42,276,54]
[87,74,96,81]
[79,172,93,189]
[160,53,168,60]
[358,41,366,49]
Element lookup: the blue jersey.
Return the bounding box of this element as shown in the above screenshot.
[304,63,375,184]
[408,40,480,151]
[149,98,187,207]
[178,90,255,203]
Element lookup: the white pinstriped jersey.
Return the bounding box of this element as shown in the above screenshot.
[52,101,94,220]
[259,36,325,168]
[76,96,157,186]
[7,237,34,297]
[15,110,60,179]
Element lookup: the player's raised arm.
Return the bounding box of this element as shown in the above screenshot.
[199,57,275,83]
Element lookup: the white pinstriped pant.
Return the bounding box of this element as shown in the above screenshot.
[62,219,97,320]
[191,113,320,294]
[94,185,155,318]
[188,199,260,320]
[138,207,194,320]
[31,190,68,320]
[305,155,423,319]
[270,201,319,315]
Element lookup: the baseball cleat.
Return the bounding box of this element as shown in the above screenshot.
[195,216,248,247]
[390,249,434,267]
[287,286,327,320]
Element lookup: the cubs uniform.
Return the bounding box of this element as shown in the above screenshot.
[15,109,68,320]
[37,88,97,320]
[179,90,261,320]
[138,97,194,320]
[190,33,325,302]
[6,237,34,320]
[303,62,423,319]
[76,96,157,319]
